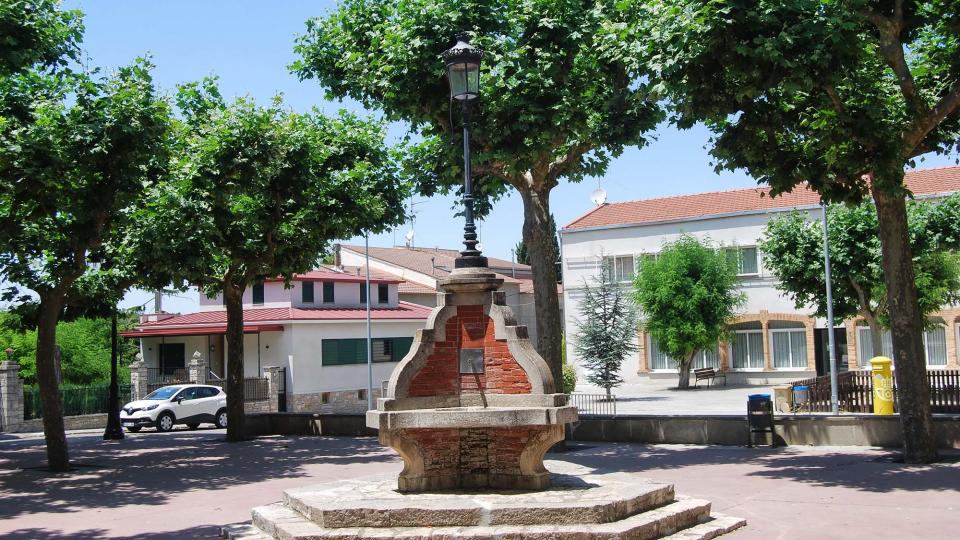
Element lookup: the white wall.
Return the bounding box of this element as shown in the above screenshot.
[561,209,820,385]
[199,279,399,311]
[287,320,426,395]
[139,335,210,369]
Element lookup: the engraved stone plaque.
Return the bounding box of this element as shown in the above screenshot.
[459,348,485,374]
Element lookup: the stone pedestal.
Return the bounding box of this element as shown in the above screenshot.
[129,354,148,401]
[263,366,282,413]
[189,350,207,386]
[0,360,24,432]
[367,268,576,492]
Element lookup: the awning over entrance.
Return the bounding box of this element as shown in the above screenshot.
[120,324,284,338]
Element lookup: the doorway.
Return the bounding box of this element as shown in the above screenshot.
[814,327,848,377]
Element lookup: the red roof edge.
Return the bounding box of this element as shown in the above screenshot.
[120,324,285,338]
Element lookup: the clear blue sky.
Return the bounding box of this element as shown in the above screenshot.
[60,0,955,313]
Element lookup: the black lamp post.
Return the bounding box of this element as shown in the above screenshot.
[443,33,487,269]
[102,308,124,440]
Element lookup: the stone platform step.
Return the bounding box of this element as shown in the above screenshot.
[661,515,747,540]
[231,496,721,540]
[281,474,676,528]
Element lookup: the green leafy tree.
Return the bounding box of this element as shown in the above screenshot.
[0,0,82,75]
[0,60,171,471]
[127,80,409,441]
[640,0,960,462]
[634,236,744,389]
[292,0,663,386]
[761,196,960,358]
[574,259,639,396]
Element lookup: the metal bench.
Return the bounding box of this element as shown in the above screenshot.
[693,367,726,388]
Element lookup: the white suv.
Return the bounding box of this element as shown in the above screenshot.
[120,384,228,432]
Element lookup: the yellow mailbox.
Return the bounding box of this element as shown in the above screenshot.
[870,356,894,415]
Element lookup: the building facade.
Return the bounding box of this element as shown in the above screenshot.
[122,267,431,413]
[561,166,960,388]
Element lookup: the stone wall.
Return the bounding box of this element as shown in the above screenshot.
[289,388,383,414]
[569,414,960,449]
[11,413,108,434]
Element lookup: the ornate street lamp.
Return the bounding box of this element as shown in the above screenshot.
[443,32,487,268]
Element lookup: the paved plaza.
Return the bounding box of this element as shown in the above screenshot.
[1,429,958,539]
[579,378,781,415]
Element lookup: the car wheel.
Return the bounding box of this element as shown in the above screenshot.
[186,423,200,430]
[126,426,142,433]
[215,408,228,429]
[156,412,176,432]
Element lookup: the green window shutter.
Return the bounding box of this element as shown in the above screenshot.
[322,338,367,366]
[323,282,335,303]
[302,282,314,303]
[360,282,367,304]
[391,337,414,362]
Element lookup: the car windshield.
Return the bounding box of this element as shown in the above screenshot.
[144,387,181,400]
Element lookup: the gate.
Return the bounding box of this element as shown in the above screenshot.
[277,367,287,412]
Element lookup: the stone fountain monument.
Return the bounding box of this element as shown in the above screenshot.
[222,33,744,540]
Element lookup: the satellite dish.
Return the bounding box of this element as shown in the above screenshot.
[405,229,415,241]
[476,242,483,251]
[590,187,608,206]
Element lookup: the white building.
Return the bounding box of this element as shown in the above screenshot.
[122,267,431,412]
[338,244,557,345]
[561,166,960,388]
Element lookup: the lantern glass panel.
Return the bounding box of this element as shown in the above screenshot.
[448,61,480,100]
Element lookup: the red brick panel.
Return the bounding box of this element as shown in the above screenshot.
[409,305,532,397]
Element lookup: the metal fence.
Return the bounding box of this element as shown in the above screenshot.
[24,384,132,420]
[244,377,269,403]
[568,393,617,417]
[145,367,189,394]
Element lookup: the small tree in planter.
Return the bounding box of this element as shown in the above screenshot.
[634,236,744,389]
[574,259,638,397]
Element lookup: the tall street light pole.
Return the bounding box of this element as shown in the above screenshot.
[103,307,124,440]
[821,202,839,415]
[443,33,486,269]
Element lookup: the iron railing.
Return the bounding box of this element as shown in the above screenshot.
[24,384,132,420]
[568,393,617,417]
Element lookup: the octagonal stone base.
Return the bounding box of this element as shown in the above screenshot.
[222,462,746,540]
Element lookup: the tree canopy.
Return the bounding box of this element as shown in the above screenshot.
[292,0,664,384]
[126,79,409,440]
[639,0,960,462]
[0,58,172,470]
[0,0,83,76]
[634,236,744,389]
[761,197,960,357]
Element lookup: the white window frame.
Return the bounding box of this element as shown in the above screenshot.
[923,324,948,368]
[648,334,675,372]
[856,324,949,368]
[768,328,807,370]
[729,330,765,371]
[648,335,720,372]
[725,246,760,277]
[604,255,635,283]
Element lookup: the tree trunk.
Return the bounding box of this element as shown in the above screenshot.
[519,185,563,390]
[872,183,937,463]
[223,284,246,442]
[35,292,70,471]
[677,353,695,389]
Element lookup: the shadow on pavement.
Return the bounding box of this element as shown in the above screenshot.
[556,442,960,494]
[2,525,220,539]
[0,432,393,521]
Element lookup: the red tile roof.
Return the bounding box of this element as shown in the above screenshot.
[564,165,960,231]
[122,302,432,338]
[340,245,531,284]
